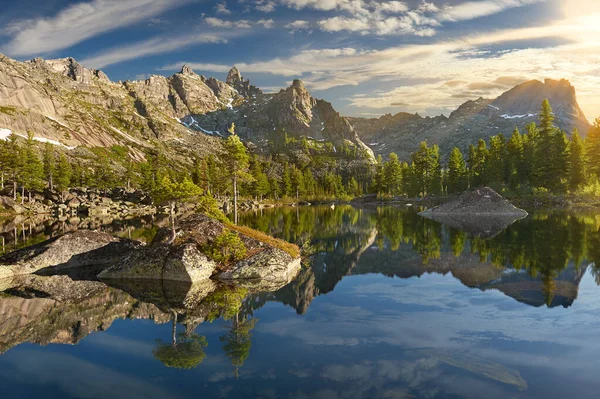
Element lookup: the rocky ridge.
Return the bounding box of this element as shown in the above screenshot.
[350,78,592,159]
[0,54,372,164]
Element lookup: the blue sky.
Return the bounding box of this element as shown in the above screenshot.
[0,0,599,120]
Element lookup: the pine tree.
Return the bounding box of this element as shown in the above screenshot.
[6,134,21,200]
[281,164,292,197]
[569,129,587,192]
[21,132,44,203]
[42,142,55,190]
[412,142,431,197]
[372,155,386,194]
[447,147,467,194]
[303,169,316,198]
[534,99,557,189]
[347,177,360,197]
[429,145,442,195]
[487,134,506,184]
[152,176,202,243]
[506,127,524,189]
[468,140,488,188]
[55,153,72,201]
[384,153,402,196]
[224,127,250,223]
[586,118,600,178]
[290,165,305,200]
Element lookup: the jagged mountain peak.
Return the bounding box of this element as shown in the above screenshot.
[180,64,196,76]
[27,56,111,84]
[226,66,242,85]
[352,77,592,160]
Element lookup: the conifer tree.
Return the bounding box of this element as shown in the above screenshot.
[429,145,442,195]
[412,142,431,196]
[55,153,72,201]
[42,142,55,190]
[506,127,524,189]
[487,134,506,184]
[224,125,250,223]
[447,147,467,194]
[152,176,202,243]
[6,133,21,200]
[569,129,587,192]
[534,99,557,189]
[21,132,44,203]
[281,164,292,197]
[586,118,600,178]
[384,153,402,196]
[303,169,316,198]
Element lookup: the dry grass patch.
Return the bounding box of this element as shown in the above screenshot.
[227,223,300,258]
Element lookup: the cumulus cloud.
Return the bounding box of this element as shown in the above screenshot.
[1,0,191,57]
[255,0,277,12]
[283,0,441,36]
[214,1,232,15]
[257,18,275,28]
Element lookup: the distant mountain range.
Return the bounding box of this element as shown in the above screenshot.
[0,53,592,163]
[349,78,591,159]
[0,54,372,164]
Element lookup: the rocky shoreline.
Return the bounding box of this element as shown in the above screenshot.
[0,187,283,219]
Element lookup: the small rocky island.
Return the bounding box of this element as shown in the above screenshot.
[419,187,528,238]
[0,214,301,289]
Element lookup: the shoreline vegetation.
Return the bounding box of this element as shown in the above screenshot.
[0,99,598,221]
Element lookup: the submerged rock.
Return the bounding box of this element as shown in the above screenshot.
[0,230,143,279]
[99,214,301,284]
[419,187,528,237]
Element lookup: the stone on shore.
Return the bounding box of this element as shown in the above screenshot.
[419,187,528,238]
[420,187,528,216]
[0,230,143,278]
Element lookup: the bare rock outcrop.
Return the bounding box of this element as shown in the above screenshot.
[0,230,143,279]
[99,214,301,284]
[419,187,528,237]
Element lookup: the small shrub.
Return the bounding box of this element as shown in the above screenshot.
[532,187,550,196]
[197,194,227,222]
[204,229,246,264]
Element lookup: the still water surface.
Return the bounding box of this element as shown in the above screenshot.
[1,205,600,398]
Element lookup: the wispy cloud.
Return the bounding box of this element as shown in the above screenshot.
[1,0,193,57]
[80,34,226,69]
[438,0,548,22]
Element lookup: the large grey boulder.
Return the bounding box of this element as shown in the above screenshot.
[0,230,143,279]
[0,196,25,214]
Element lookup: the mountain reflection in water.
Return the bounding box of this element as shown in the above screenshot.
[1,205,600,398]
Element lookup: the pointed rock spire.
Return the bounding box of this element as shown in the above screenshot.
[226,66,242,86]
[180,64,195,75]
